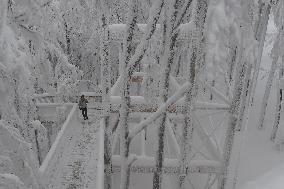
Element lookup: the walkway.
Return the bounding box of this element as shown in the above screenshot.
[52,119,100,189]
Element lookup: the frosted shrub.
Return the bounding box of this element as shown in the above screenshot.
[0,121,44,189]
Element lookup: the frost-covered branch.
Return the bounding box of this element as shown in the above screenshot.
[251,3,271,105]
[111,0,164,95]
[258,31,281,129]
[179,0,210,188]
[271,59,284,141]
[174,0,194,30]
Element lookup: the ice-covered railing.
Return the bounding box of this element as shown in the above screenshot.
[36,103,73,121]
[33,93,55,103]
[96,120,105,189]
[38,104,82,188]
[33,91,102,104]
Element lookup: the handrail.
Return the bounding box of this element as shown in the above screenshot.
[36,103,74,107]
[39,104,77,174]
[32,93,52,98]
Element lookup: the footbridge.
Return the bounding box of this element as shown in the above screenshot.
[31,21,250,189]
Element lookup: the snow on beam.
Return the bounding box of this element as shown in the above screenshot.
[194,101,230,110]
[80,91,102,96]
[111,75,122,96]
[108,22,193,42]
[89,103,229,113]
[193,113,223,162]
[112,155,223,174]
[166,119,181,157]
[36,103,74,108]
[101,95,229,114]
[32,93,52,98]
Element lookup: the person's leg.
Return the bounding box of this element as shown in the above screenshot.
[81,109,85,119]
[83,108,88,119]
[85,108,88,119]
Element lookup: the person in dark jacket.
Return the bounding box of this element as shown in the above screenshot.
[79,95,88,120]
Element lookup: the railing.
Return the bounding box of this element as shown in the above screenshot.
[39,104,82,188]
[36,103,73,121]
[33,92,102,104]
[33,93,55,103]
[96,119,105,189]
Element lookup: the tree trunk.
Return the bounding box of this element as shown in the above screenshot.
[228,44,238,83]
[218,59,248,189]
[153,1,194,189]
[34,129,42,165]
[251,4,271,105]
[100,10,112,189]
[271,60,284,141]
[119,1,138,189]
[153,4,179,189]
[258,55,279,129]
[236,64,252,131]
[179,0,209,188]
[62,17,71,57]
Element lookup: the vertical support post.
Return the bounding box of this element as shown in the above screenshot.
[35,129,42,165]
[179,0,209,188]
[218,57,248,189]
[271,59,284,141]
[153,0,182,188]
[251,3,271,105]
[236,63,252,131]
[99,4,112,188]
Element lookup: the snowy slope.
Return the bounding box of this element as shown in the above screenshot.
[237,26,284,188]
[240,163,284,189]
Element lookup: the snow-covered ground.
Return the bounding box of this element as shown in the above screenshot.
[240,163,284,189]
[237,32,284,188]
[51,120,99,189]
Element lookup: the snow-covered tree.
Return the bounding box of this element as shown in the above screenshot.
[258,0,282,129]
